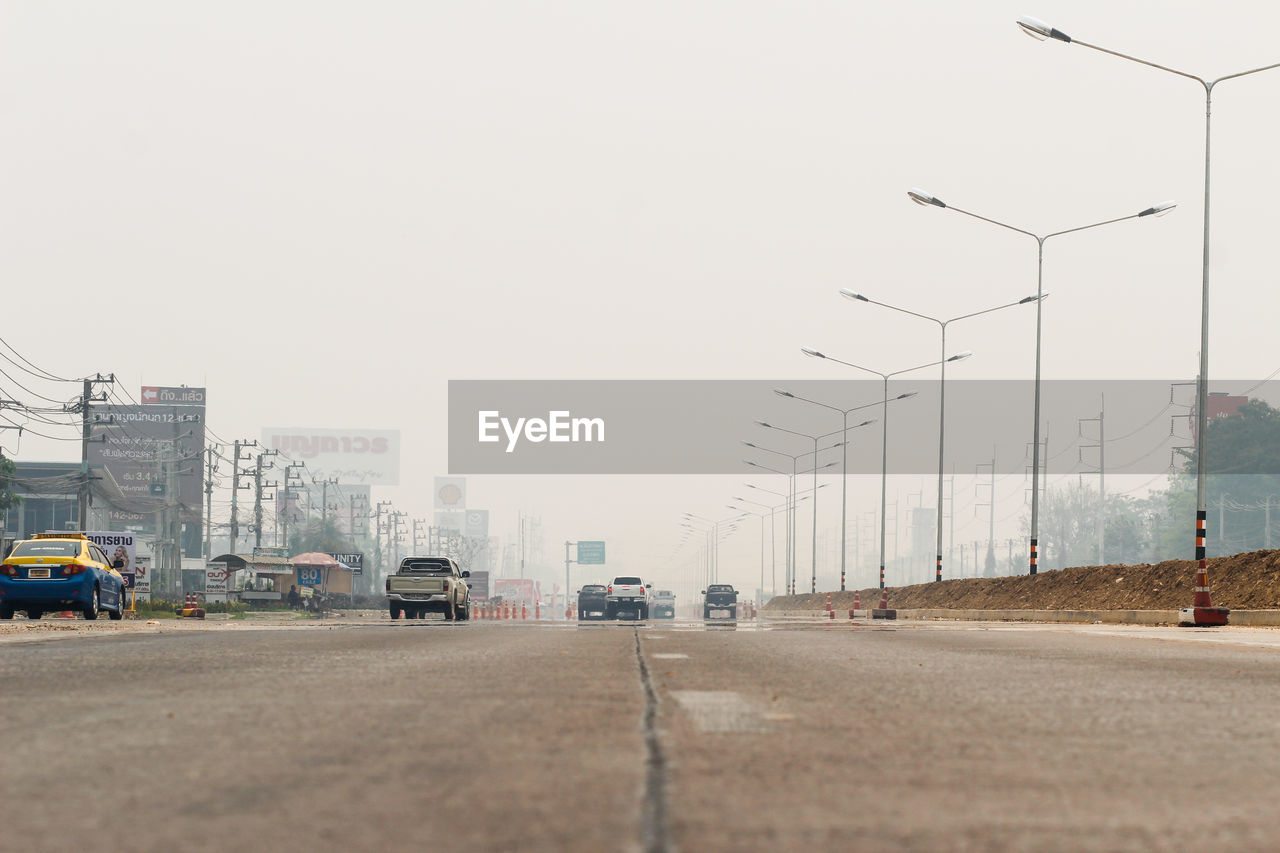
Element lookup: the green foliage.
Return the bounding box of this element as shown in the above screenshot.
[1186,399,1280,553]
[0,455,21,517]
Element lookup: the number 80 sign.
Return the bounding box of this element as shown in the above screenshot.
[297,566,323,587]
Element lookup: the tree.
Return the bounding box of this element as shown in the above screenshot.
[1185,399,1280,554]
[0,455,20,533]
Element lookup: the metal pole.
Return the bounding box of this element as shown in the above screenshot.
[935,323,947,582]
[879,375,889,589]
[1029,239,1045,574]
[1098,399,1106,565]
[811,437,818,593]
[1194,84,1213,584]
[840,410,848,590]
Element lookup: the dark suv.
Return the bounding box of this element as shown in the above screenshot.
[702,584,738,622]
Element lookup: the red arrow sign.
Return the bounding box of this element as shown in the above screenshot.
[141,386,160,403]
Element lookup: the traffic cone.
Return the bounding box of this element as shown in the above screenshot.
[535,599,541,620]
[825,592,832,614]
[521,603,528,620]
[877,589,889,610]
[1180,515,1229,626]
[850,590,862,619]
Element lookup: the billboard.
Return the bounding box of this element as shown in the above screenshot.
[434,511,463,532]
[465,510,489,539]
[493,577,540,607]
[466,570,490,600]
[87,404,205,519]
[205,562,229,602]
[434,477,466,510]
[327,552,365,576]
[141,386,207,406]
[262,428,400,485]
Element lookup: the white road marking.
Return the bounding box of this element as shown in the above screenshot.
[670,691,764,733]
[651,653,688,659]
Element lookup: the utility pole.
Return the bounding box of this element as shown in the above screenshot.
[229,440,257,554]
[280,461,306,549]
[72,373,114,530]
[1079,397,1106,565]
[976,452,996,578]
[319,477,338,525]
[252,449,278,549]
[204,446,219,559]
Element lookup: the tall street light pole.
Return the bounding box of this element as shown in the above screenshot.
[840,290,1043,582]
[1012,15,1278,625]
[907,187,1174,577]
[754,421,845,594]
[744,447,839,593]
[803,348,962,588]
[772,390,883,590]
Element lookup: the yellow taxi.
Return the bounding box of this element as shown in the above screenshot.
[0,533,127,620]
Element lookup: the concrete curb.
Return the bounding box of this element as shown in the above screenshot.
[761,609,1280,626]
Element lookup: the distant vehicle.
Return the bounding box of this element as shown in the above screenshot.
[651,590,676,619]
[0,533,127,621]
[386,556,470,621]
[577,584,609,620]
[606,576,651,620]
[702,584,738,623]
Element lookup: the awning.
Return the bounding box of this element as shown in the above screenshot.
[209,553,296,574]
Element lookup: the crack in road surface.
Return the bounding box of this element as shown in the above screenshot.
[635,628,674,853]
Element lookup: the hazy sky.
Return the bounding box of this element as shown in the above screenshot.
[5,2,1280,598]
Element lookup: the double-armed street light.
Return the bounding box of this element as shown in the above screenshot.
[907,187,1173,577]
[839,290,1043,582]
[753,421,850,594]
[802,347,964,588]
[743,452,839,594]
[771,389,883,591]
[1012,14,1279,625]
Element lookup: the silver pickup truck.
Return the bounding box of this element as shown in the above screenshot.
[386,556,471,621]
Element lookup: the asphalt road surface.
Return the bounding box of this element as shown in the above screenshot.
[4,615,1280,852]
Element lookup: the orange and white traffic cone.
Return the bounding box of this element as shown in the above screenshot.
[877,589,889,610]
[535,600,540,620]
[850,590,862,619]
[825,592,832,614]
[521,603,528,620]
[1180,513,1229,626]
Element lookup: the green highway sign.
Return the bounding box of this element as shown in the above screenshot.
[577,541,606,565]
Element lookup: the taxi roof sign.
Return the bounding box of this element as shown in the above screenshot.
[33,533,87,540]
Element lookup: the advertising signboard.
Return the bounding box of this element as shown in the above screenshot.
[133,556,151,600]
[577,541,606,565]
[465,570,490,601]
[465,510,489,539]
[205,562,229,603]
[253,546,289,559]
[493,578,540,607]
[262,428,401,485]
[87,404,205,520]
[296,565,324,587]
[434,477,466,510]
[141,386,207,406]
[327,552,364,575]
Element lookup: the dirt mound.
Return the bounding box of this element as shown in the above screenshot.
[764,550,1280,612]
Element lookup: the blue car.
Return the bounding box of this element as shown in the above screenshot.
[0,533,127,620]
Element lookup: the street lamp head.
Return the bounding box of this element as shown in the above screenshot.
[754,420,772,428]
[741,440,757,448]
[1139,200,1177,217]
[1018,294,1042,304]
[855,418,877,427]
[1016,16,1071,43]
[947,351,974,362]
[801,346,826,359]
[907,188,946,208]
[839,288,870,302]
[773,388,795,398]
[898,391,920,400]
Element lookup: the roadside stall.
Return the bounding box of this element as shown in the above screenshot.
[208,553,296,604]
[290,552,356,608]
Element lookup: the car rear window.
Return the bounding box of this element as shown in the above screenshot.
[401,559,452,573]
[11,541,80,558]
[582,585,606,592]
[613,577,641,585]
[708,585,733,592]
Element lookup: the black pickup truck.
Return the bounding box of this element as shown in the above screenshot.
[577,584,609,620]
[702,584,738,622]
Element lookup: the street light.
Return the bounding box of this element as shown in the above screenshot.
[1009,16,1278,628]
[907,187,1172,578]
[840,290,1042,582]
[743,443,840,593]
[803,347,956,588]
[755,420,847,594]
[773,388,883,591]
[735,490,817,599]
